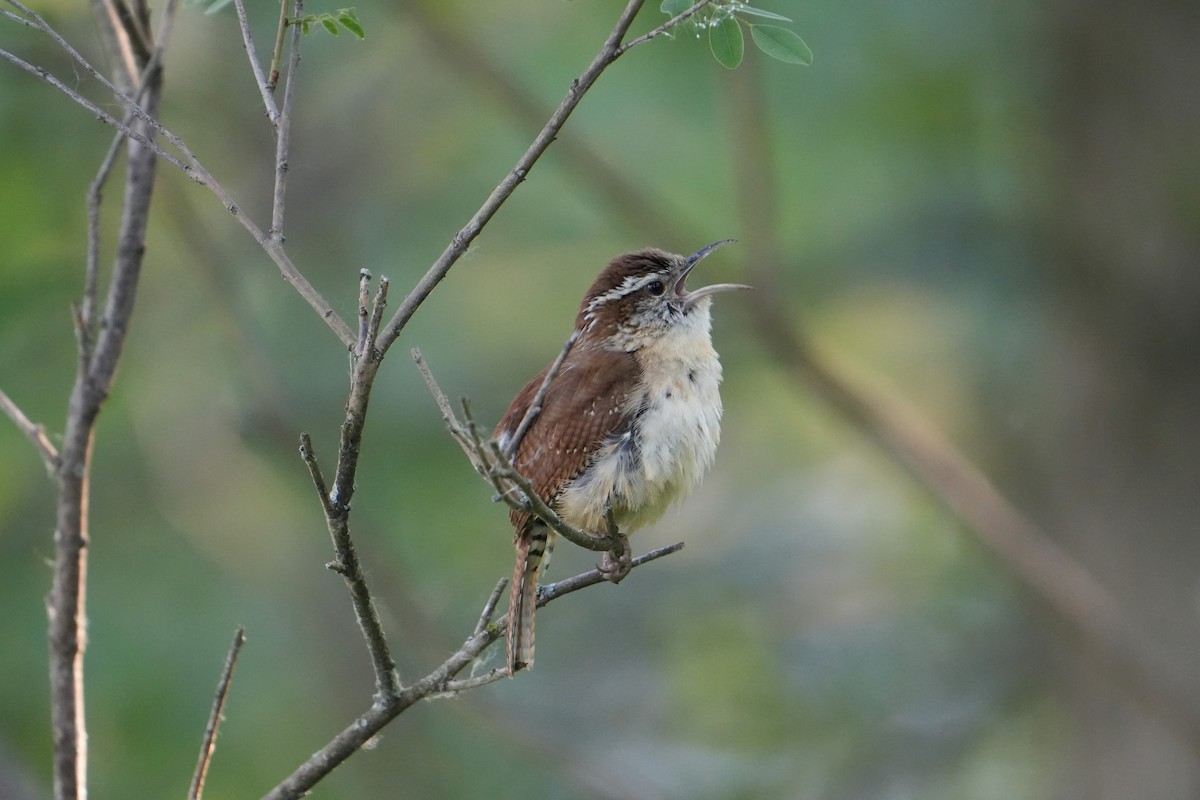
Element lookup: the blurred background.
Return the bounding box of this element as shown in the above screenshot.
[3,0,1199,797]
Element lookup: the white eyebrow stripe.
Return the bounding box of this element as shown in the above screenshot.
[585,273,666,315]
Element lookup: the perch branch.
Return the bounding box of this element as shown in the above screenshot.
[189,628,247,800]
[262,542,681,799]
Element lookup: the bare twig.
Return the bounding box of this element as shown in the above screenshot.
[411,348,480,469]
[303,276,399,699]
[83,126,131,358]
[355,269,371,355]
[262,542,681,800]
[2,0,353,345]
[298,434,332,515]
[0,388,59,470]
[189,628,247,800]
[504,329,579,459]
[406,0,689,245]
[0,6,36,27]
[377,0,704,353]
[619,0,712,51]
[413,350,621,553]
[269,0,302,242]
[0,45,188,171]
[233,0,280,124]
[474,578,508,636]
[486,438,621,553]
[266,0,289,92]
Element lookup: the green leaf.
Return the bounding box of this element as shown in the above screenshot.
[749,24,813,65]
[300,19,311,35]
[709,15,744,69]
[660,0,692,17]
[204,0,234,14]
[732,5,792,23]
[321,17,340,35]
[338,14,365,38]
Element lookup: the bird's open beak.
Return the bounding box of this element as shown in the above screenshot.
[676,239,752,307]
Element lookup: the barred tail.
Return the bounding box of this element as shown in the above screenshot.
[507,523,550,674]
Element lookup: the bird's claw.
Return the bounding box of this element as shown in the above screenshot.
[599,533,632,584]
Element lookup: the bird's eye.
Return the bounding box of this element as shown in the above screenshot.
[646,280,665,296]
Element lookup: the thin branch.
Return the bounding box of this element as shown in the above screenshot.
[269,0,302,242]
[538,540,684,600]
[474,578,508,636]
[364,277,389,358]
[304,275,399,699]
[82,48,166,359]
[504,329,579,459]
[411,348,481,470]
[266,0,289,92]
[0,45,189,172]
[189,628,247,800]
[486,438,621,552]
[0,388,59,471]
[439,668,509,694]
[83,125,131,358]
[406,0,690,245]
[376,0,666,353]
[262,543,681,800]
[413,351,622,553]
[619,0,712,52]
[233,0,280,124]
[1,1,354,346]
[0,5,36,28]
[355,269,371,355]
[298,433,332,516]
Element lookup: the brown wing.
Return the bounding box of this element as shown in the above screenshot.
[493,345,640,533]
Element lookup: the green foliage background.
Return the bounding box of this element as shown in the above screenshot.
[2,1,1198,798]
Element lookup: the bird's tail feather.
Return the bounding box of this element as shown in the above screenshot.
[508,524,550,674]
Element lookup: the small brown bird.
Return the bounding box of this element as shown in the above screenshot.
[493,241,747,673]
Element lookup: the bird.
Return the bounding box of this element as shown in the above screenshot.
[492,240,748,673]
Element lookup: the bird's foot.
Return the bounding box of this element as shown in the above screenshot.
[599,532,632,584]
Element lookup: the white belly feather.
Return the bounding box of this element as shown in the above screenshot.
[557,313,724,534]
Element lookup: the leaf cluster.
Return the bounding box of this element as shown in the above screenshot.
[660,0,812,69]
[289,7,365,39]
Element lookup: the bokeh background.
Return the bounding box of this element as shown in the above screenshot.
[3,1,1199,797]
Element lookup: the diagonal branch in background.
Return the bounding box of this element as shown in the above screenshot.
[375,0,714,353]
[720,60,1200,755]
[261,542,681,800]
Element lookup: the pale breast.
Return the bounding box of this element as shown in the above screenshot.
[557,321,724,534]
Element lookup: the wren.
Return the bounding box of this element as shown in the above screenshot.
[493,240,748,673]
